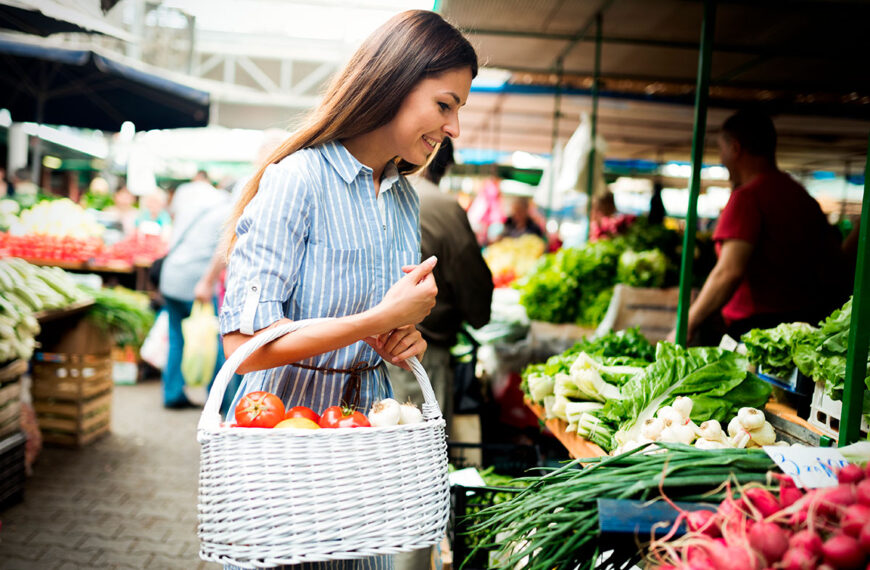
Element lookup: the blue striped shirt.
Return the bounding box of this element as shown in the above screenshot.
[219,140,420,570]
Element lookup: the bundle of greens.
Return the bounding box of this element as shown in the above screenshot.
[604,343,772,448]
[465,444,776,570]
[616,249,667,288]
[82,286,155,348]
[517,239,624,325]
[792,298,869,401]
[741,321,818,378]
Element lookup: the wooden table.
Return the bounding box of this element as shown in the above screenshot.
[526,399,607,460]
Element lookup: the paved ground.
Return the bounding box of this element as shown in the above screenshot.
[0,379,222,570]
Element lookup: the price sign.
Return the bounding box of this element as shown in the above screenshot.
[763,445,850,489]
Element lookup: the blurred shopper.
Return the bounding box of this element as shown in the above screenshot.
[674,110,849,343]
[219,11,475,568]
[500,196,544,239]
[0,167,8,198]
[10,168,38,198]
[158,174,231,409]
[648,181,667,224]
[104,180,138,235]
[589,189,636,241]
[168,169,213,219]
[136,187,172,239]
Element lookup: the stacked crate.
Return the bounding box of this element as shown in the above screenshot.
[0,359,27,509]
[32,319,113,446]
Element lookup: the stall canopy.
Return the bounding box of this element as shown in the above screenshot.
[0,0,133,39]
[445,0,870,173]
[0,34,210,132]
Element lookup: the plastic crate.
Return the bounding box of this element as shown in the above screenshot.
[450,484,521,570]
[808,381,869,439]
[0,432,26,511]
[448,442,541,477]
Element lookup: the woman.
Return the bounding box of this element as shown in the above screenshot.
[219,10,477,569]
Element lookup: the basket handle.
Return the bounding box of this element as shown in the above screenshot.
[198,318,442,431]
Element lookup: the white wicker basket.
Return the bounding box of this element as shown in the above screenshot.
[197,319,450,568]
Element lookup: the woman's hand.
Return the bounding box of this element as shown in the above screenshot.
[365,325,427,370]
[374,256,438,330]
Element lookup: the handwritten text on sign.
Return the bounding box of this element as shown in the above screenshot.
[763,446,849,489]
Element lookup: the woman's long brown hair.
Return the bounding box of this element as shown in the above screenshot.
[224,10,478,254]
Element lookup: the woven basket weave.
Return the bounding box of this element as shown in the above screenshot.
[197,319,450,568]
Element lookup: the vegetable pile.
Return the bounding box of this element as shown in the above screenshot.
[516,218,712,326]
[648,461,870,570]
[0,258,93,362]
[231,393,424,430]
[80,286,154,348]
[465,443,777,570]
[522,332,772,452]
[742,297,870,420]
[483,234,547,288]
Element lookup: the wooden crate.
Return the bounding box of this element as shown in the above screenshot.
[0,360,26,440]
[31,352,113,447]
[596,285,696,342]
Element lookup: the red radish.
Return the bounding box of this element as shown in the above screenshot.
[859,521,870,553]
[782,486,804,509]
[687,546,717,570]
[790,509,809,527]
[790,530,824,557]
[822,534,865,569]
[780,548,818,570]
[745,487,782,518]
[857,479,870,507]
[687,509,720,537]
[841,504,870,537]
[704,540,761,570]
[839,464,866,485]
[748,522,790,564]
[819,484,858,518]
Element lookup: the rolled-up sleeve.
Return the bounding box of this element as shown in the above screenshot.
[220,158,312,335]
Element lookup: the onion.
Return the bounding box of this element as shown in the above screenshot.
[368,398,401,427]
[838,464,865,485]
[398,402,424,425]
[748,522,789,564]
[821,534,865,569]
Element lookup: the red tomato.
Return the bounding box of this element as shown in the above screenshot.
[284,406,320,424]
[234,391,286,428]
[318,406,370,429]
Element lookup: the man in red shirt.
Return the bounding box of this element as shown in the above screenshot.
[680,110,848,342]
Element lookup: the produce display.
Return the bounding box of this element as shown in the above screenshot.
[648,461,870,570]
[742,297,869,417]
[0,258,93,363]
[522,331,772,452]
[15,198,104,239]
[92,233,167,267]
[0,233,104,263]
[516,218,713,326]
[230,393,424,430]
[465,444,777,570]
[80,286,154,348]
[0,199,19,232]
[483,234,547,288]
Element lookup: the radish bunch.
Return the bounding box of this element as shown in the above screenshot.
[649,462,870,570]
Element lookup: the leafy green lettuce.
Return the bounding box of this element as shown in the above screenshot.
[603,343,772,447]
[741,321,818,378]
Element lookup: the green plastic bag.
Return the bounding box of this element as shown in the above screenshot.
[181,301,218,387]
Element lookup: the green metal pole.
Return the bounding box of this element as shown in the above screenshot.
[585,12,602,241]
[840,133,870,446]
[675,0,716,347]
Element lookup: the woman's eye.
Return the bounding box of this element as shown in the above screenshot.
[438,102,450,112]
